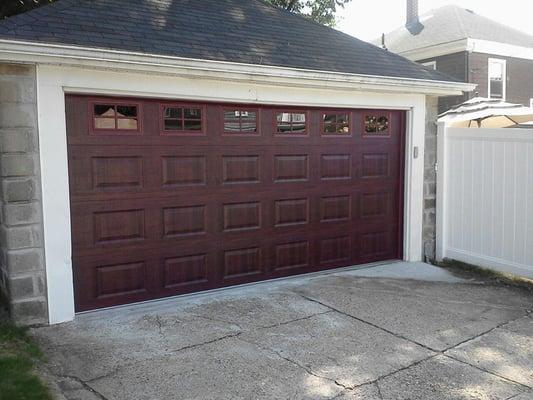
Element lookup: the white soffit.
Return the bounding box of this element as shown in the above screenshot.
[400,38,533,62]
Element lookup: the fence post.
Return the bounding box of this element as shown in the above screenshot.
[435,122,447,261]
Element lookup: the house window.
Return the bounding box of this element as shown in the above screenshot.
[488,58,506,99]
[421,61,437,70]
[276,112,307,134]
[364,114,390,135]
[162,105,204,133]
[93,103,139,132]
[322,113,350,135]
[224,109,258,134]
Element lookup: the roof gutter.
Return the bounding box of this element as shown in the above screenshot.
[0,39,475,96]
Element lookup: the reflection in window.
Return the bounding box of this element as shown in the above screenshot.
[489,58,506,99]
[224,109,258,133]
[276,112,306,134]
[94,104,138,131]
[323,113,350,135]
[163,106,203,132]
[364,115,390,135]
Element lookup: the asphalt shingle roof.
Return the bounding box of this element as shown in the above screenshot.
[380,5,533,55]
[0,0,459,82]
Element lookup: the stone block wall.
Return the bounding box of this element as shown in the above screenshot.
[0,63,47,325]
[423,96,438,261]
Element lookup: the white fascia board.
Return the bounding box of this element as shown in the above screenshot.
[467,38,533,61]
[398,37,533,62]
[398,39,469,61]
[0,39,474,96]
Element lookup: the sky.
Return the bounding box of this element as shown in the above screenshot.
[337,0,533,41]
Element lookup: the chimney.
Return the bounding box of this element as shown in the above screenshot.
[406,0,419,27]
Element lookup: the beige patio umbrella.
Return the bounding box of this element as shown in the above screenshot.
[438,97,533,128]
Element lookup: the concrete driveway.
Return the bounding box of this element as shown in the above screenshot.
[33,262,533,400]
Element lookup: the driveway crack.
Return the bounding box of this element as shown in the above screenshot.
[55,374,110,400]
[297,293,437,352]
[297,294,533,393]
[189,313,244,331]
[376,381,384,400]
[349,353,440,391]
[325,282,531,312]
[170,331,242,353]
[154,315,164,336]
[237,336,352,391]
[442,354,532,390]
[443,311,531,353]
[299,293,531,356]
[258,310,333,330]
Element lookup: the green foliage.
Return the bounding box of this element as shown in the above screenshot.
[265,0,352,26]
[1,0,351,27]
[0,322,52,400]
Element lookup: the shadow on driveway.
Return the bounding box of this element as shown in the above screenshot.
[32,262,532,399]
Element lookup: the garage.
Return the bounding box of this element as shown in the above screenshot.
[0,0,474,324]
[67,95,405,311]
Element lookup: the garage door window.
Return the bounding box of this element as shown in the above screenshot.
[223,109,258,134]
[322,112,350,135]
[162,105,204,135]
[364,114,390,136]
[275,112,307,135]
[92,103,140,133]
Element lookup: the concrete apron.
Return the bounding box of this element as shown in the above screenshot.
[73,260,465,318]
[32,262,533,400]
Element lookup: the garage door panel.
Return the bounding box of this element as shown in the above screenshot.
[71,191,399,252]
[68,147,154,194]
[318,235,352,265]
[270,239,312,274]
[357,227,399,264]
[69,152,400,200]
[73,255,160,311]
[68,95,405,311]
[161,253,210,290]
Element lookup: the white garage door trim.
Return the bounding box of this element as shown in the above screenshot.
[36,64,428,324]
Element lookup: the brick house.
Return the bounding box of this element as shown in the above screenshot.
[0,0,472,325]
[378,0,533,113]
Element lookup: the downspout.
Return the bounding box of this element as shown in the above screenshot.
[465,51,470,100]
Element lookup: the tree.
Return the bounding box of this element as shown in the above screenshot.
[266,0,352,27]
[1,0,351,27]
[1,0,56,19]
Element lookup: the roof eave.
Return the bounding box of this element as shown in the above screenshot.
[0,39,475,96]
[396,39,470,61]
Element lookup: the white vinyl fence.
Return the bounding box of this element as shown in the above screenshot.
[436,125,533,278]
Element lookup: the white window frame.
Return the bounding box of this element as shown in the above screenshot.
[421,61,437,70]
[488,58,507,100]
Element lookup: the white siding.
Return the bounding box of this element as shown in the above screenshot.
[437,127,533,278]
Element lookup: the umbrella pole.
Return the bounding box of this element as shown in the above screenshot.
[506,116,519,125]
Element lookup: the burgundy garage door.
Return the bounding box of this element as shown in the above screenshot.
[67,95,405,311]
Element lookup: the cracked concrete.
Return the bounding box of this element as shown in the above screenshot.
[446,315,533,387]
[240,312,433,388]
[31,262,533,399]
